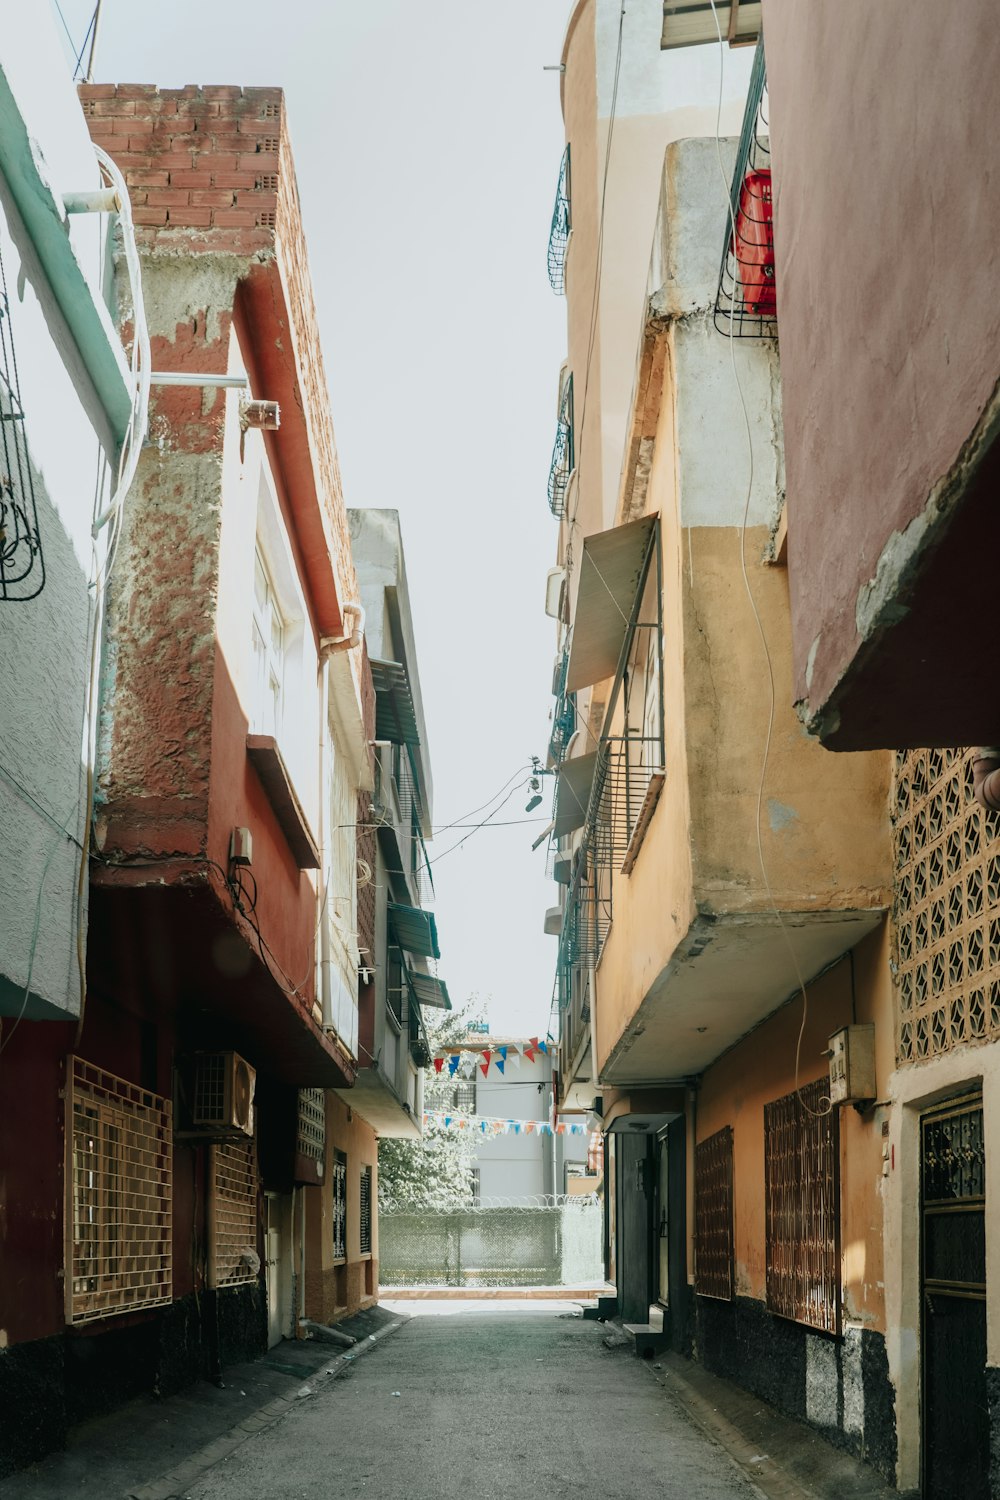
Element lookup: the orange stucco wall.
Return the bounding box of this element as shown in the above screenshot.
[305,1094,380,1322]
[696,920,893,1332]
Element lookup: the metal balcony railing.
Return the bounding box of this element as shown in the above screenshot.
[547,372,575,518]
[714,39,776,340]
[548,646,577,766]
[547,146,571,295]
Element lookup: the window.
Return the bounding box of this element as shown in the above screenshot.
[359,1164,373,1255]
[332,1149,347,1261]
[210,1138,259,1289]
[251,547,284,736]
[67,1058,172,1325]
[470,1168,481,1204]
[452,1080,476,1114]
[695,1127,734,1302]
[764,1079,840,1333]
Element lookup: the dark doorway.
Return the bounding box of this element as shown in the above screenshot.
[921,1092,988,1498]
[616,1130,654,1323]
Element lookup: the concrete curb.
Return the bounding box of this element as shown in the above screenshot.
[125,1317,407,1500]
[381,1284,612,1300]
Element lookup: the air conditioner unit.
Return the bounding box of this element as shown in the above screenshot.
[192,1052,256,1136]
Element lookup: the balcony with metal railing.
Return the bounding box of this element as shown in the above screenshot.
[547,145,571,295]
[547,372,575,518]
[714,39,775,339]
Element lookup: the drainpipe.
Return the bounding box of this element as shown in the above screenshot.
[973,749,1000,812]
[317,603,365,1030]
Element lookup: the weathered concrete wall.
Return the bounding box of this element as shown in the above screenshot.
[761,0,1000,746]
[592,138,891,1080]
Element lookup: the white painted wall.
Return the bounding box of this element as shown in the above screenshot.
[471,1052,590,1201]
[590,0,755,523]
[648,136,783,531]
[0,9,117,1020]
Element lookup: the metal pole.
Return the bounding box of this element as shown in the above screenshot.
[85,0,103,84]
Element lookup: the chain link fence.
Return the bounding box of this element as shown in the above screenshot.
[379,1194,603,1288]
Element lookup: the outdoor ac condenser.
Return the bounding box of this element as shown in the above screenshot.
[192,1051,256,1136]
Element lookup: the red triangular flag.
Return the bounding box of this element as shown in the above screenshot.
[481,1049,492,1069]
[433,1057,445,1074]
[480,1061,490,1078]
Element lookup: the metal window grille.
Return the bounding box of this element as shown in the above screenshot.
[714,39,776,340]
[332,1149,347,1261]
[547,372,575,518]
[67,1058,172,1325]
[210,1139,259,1288]
[357,789,377,967]
[547,145,571,295]
[360,1164,373,1256]
[892,749,1000,1063]
[695,1126,734,1301]
[764,1079,840,1333]
[296,1089,326,1163]
[0,240,44,600]
[471,1168,481,1205]
[452,1080,477,1114]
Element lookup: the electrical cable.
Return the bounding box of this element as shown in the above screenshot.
[414,779,530,874]
[706,1,829,1116]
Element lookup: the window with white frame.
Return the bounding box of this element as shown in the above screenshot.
[251,547,285,737]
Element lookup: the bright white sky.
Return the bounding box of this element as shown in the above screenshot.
[55,0,571,1035]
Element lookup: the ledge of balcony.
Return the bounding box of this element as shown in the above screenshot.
[598,906,884,1087]
[246,735,320,869]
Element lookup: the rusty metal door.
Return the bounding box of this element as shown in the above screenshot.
[921,1093,988,1498]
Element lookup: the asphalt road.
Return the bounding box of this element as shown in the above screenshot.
[185,1301,758,1500]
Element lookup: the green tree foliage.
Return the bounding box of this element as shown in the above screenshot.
[377,1002,483,1209]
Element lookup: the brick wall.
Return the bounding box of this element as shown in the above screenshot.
[80,81,363,646]
[80,83,281,252]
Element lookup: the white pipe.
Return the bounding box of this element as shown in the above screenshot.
[320,601,365,656]
[319,656,334,1030]
[64,187,121,215]
[150,372,250,389]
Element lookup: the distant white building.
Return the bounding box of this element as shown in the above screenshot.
[442,1034,592,1201]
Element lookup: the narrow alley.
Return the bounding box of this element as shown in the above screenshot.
[183,1306,757,1500]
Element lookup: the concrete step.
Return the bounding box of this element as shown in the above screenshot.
[623,1322,671,1359]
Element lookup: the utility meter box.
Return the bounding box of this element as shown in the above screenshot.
[828,1024,876,1105]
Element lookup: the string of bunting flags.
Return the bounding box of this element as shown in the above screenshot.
[432,1038,550,1079]
[422,1110,587,1137]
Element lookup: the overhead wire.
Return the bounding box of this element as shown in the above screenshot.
[705,1,829,1117]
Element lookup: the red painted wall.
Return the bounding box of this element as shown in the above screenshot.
[764,0,1000,741]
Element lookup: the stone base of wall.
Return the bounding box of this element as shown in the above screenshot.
[0,1284,266,1479]
[696,1294,896,1483]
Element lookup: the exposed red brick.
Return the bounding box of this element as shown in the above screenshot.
[167,169,215,189]
[126,169,170,188]
[189,189,237,208]
[212,171,256,191]
[176,207,213,227]
[241,151,278,171]
[132,207,169,226]
[211,208,257,227]
[145,188,197,208]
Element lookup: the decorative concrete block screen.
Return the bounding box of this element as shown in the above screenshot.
[379,1196,603,1289]
[67,1057,172,1324]
[210,1139,259,1288]
[893,749,1000,1062]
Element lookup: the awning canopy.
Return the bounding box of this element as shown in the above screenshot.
[371,659,421,747]
[388,902,440,960]
[409,973,452,1011]
[553,751,598,841]
[660,0,760,50]
[566,516,657,694]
